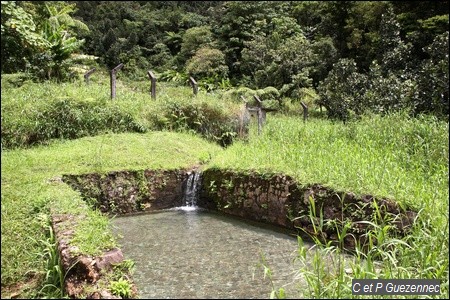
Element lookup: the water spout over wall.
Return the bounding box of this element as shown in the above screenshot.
[181,171,201,210]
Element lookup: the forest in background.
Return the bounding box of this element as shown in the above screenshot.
[2,1,449,120]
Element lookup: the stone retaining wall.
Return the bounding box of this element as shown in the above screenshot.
[51,213,134,299]
[62,169,192,215]
[54,169,195,298]
[200,168,417,249]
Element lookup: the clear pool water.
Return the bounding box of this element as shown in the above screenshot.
[112,208,310,299]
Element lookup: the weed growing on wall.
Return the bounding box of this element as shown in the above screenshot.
[109,278,133,298]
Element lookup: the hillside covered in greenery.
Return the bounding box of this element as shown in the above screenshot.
[2,1,449,120]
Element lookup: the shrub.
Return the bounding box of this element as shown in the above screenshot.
[185,47,229,79]
[317,58,368,121]
[0,73,32,88]
[151,97,240,147]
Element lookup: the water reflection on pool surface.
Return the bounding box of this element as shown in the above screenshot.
[112,208,309,299]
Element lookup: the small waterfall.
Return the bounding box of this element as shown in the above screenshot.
[181,171,201,211]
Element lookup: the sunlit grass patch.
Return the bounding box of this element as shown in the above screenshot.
[208,112,448,210]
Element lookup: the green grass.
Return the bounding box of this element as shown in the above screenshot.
[1,131,222,298]
[206,112,448,298]
[207,113,448,211]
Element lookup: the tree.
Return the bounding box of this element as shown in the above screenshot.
[241,21,315,98]
[344,1,390,71]
[392,0,449,60]
[185,47,228,79]
[310,37,338,87]
[414,32,449,116]
[33,1,89,79]
[71,1,217,73]
[317,58,368,120]
[1,1,46,73]
[212,1,290,80]
[178,26,215,65]
[363,62,416,114]
[1,1,88,80]
[377,6,414,76]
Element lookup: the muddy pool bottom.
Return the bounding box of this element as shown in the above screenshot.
[112,208,312,299]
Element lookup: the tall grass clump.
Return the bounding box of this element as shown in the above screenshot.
[208,111,448,298]
[1,78,148,149]
[34,214,65,299]
[2,97,147,149]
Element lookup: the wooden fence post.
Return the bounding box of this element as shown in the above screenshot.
[253,95,268,135]
[253,95,262,107]
[147,70,156,100]
[84,68,96,85]
[300,101,308,122]
[189,76,198,96]
[244,95,278,136]
[110,63,124,99]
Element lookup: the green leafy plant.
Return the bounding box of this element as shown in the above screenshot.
[35,214,65,299]
[159,69,190,84]
[258,252,287,299]
[109,278,132,298]
[1,1,89,80]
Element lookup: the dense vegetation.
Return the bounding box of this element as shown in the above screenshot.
[2,1,449,120]
[1,1,449,299]
[1,76,448,298]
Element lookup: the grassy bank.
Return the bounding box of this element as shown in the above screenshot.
[1,74,242,149]
[207,112,449,298]
[1,131,222,298]
[208,113,448,210]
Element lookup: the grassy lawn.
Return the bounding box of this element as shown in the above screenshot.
[1,131,222,298]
